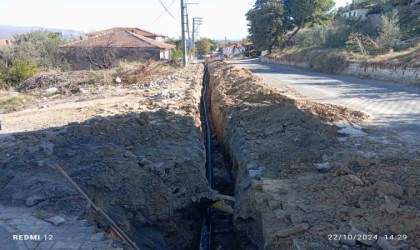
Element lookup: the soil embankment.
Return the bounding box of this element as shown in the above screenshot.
[207,61,419,249]
[0,64,213,249]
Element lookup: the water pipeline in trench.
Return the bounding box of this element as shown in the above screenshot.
[199,62,236,250]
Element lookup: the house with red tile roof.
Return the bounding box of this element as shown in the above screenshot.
[0,39,12,46]
[87,27,167,42]
[222,42,244,58]
[60,29,175,70]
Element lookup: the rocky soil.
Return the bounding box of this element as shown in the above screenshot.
[207,61,419,250]
[0,64,213,249]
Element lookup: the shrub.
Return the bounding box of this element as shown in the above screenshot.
[346,33,379,55]
[378,9,401,49]
[323,17,381,49]
[294,25,328,48]
[0,46,15,67]
[171,48,182,59]
[0,57,40,87]
[11,31,67,69]
[0,95,32,111]
[324,24,353,48]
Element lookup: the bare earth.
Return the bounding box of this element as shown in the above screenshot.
[0,65,211,249]
[208,61,419,249]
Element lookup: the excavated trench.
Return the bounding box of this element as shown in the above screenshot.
[120,61,420,249]
[0,62,282,249]
[0,65,220,250]
[199,62,236,249]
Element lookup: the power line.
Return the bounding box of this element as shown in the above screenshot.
[159,0,177,20]
[147,0,177,29]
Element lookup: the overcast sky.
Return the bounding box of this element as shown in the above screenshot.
[0,0,351,40]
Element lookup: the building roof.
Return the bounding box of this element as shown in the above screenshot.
[87,27,164,38]
[61,31,175,50]
[224,42,244,49]
[0,39,12,46]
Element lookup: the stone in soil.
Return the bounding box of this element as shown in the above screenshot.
[45,215,66,226]
[372,180,404,198]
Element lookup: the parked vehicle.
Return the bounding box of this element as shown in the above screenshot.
[243,43,261,58]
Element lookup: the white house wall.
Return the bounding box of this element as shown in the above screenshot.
[223,47,243,57]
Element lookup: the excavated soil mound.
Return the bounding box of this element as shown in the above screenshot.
[207,61,337,178]
[207,61,419,250]
[0,65,212,249]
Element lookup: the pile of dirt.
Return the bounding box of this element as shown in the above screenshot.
[119,59,177,85]
[207,61,419,249]
[20,70,101,92]
[0,64,212,249]
[207,61,338,178]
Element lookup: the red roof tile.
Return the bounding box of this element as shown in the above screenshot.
[0,39,12,46]
[61,31,175,50]
[224,42,244,49]
[87,27,164,38]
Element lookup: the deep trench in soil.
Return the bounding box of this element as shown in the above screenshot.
[199,66,236,249]
[82,66,237,249]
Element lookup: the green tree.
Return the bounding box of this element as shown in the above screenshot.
[195,38,214,55]
[294,25,329,48]
[12,31,66,68]
[283,0,335,45]
[210,40,218,53]
[240,37,250,44]
[246,0,288,53]
[378,9,401,49]
[246,0,335,52]
[166,38,182,51]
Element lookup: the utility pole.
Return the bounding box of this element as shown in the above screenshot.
[180,1,197,67]
[185,3,198,63]
[185,5,191,62]
[186,6,191,50]
[192,17,202,61]
[180,0,187,67]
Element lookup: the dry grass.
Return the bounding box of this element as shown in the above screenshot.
[350,45,420,68]
[0,93,32,112]
[269,44,420,70]
[117,59,178,85]
[269,48,350,73]
[19,60,179,93]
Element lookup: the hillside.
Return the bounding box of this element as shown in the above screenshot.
[398,3,420,38]
[0,25,85,40]
[339,1,419,39]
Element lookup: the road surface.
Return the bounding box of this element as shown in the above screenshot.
[231,58,420,138]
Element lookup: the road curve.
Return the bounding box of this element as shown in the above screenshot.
[230,58,420,137]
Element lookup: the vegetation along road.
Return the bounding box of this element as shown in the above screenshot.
[232,58,420,141]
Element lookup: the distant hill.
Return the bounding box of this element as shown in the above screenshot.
[0,25,85,40]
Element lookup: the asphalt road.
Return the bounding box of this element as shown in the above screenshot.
[230,58,420,137]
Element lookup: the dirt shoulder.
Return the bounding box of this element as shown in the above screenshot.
[207,61,419,249]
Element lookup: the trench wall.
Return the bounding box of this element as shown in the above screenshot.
[206,61,420,250]
[206,61,337,248]
[207,62,265,247]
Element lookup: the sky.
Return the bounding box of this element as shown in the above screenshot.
[0,0,351,40]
